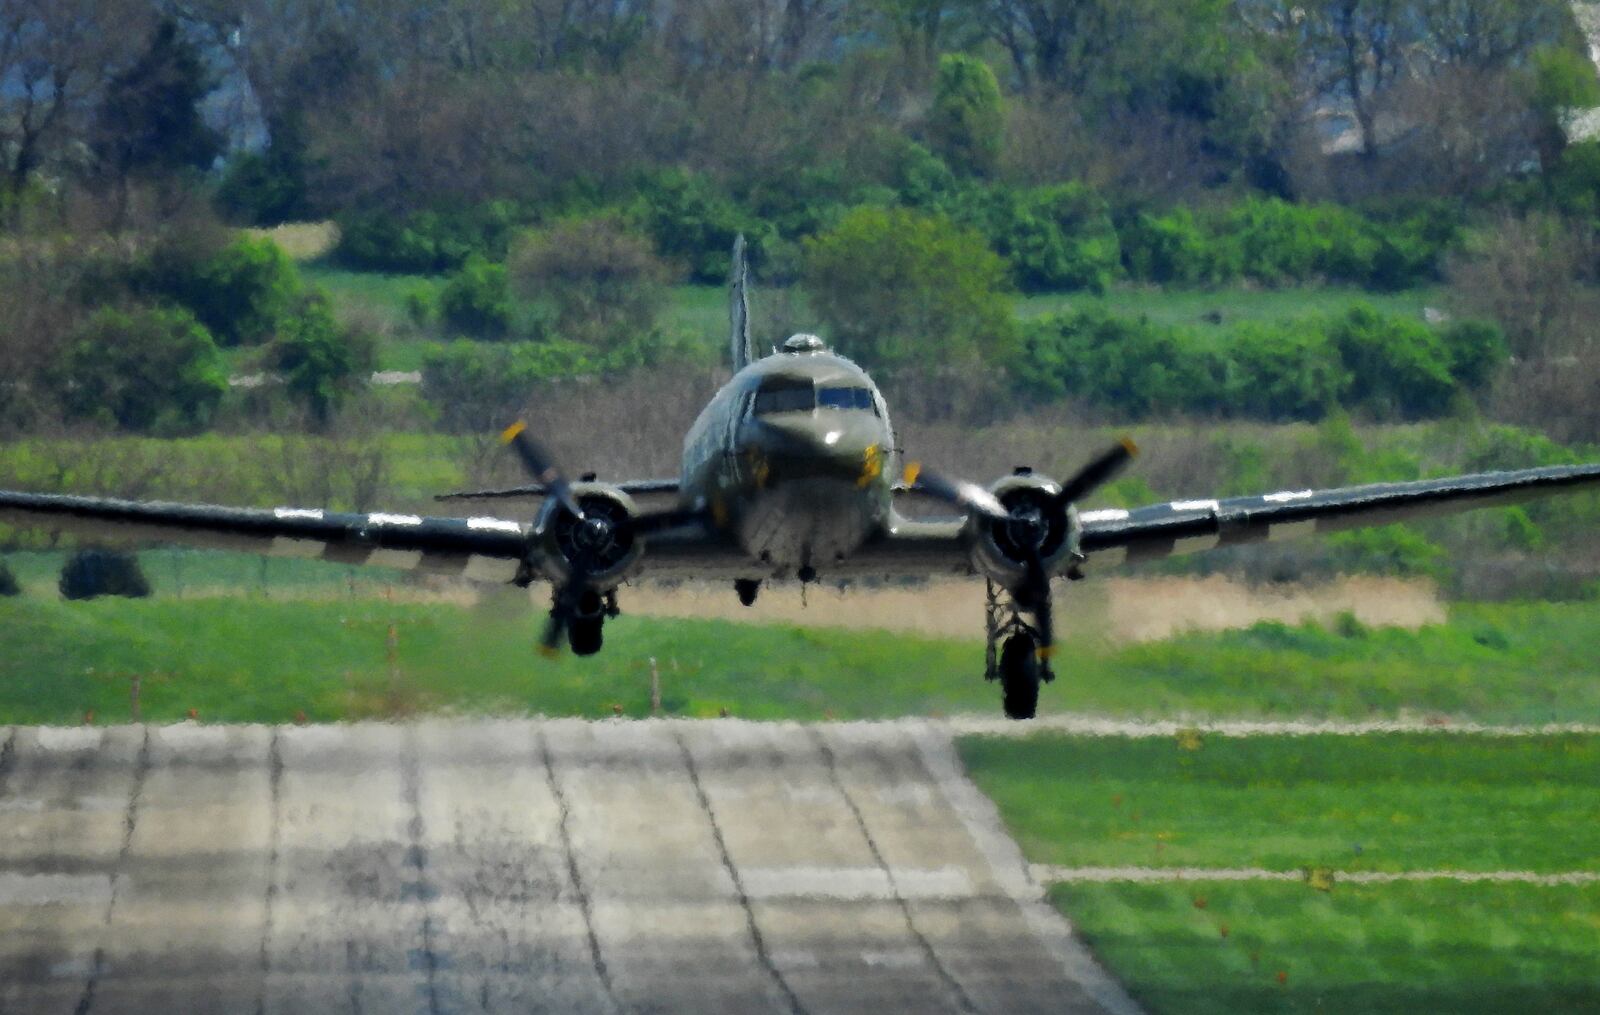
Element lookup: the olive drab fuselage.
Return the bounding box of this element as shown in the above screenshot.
[681,346,897,574]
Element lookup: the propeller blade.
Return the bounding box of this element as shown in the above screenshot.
[1055,438,1139,506]
[502,421,584,519]
[902,463,1011,522]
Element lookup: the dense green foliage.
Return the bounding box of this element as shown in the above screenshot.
[802,206,1015,369]
[50,306,227,433]
[419,340,595,431]
[927,54,1004,178]
[266,292,378,423]
[333,203,520,273]
[1017,305,1505,421]
[140,236,303,347]
[438,255,513,339]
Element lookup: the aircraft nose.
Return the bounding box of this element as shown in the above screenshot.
[749,415,886,484]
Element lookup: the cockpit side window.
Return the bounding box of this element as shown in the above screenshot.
[753,380,815,415]
[817,386,877,414]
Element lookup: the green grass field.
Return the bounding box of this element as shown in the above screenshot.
[1057,880,1600,1014]
[2,590,1598,726]
[960,733,1600,1013]
[1017,285,1445,332]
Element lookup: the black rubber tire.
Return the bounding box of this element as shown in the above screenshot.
[735,579,760,607]
[568,617,604,656]
[999,632,1040,720]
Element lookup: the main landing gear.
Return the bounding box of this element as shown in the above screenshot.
[735,579,761,607]
[985,579,1054,720]
[563,588,619,656]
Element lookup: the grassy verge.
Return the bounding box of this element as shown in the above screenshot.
[2,593,1599,725]
[959,734,1600,872]
[960,733,1600,1013]
[1059,880,1600,1014]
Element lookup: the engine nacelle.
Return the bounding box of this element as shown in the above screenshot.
[534,482,646,587]
[968,473,1080,587]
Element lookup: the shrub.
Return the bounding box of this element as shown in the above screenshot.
[1118,208,1229,285]
[51,306,227,433]
[927,54,1004,178]
[508,217,667,349]
[267,292,379,424]
[334,202,520,273]
[802,206,1015,370]
[1325,304,1457,419]
[1222,323,1348,421]
[0,559,19,597]
[141,235,301,346]
[1017,310,1224,416]
[420,340,596,432]
[948,183,1121,293]
[438,255,513,339]
[630,170,770,282]
[1439,319,1508,392]
[59,548,151,600]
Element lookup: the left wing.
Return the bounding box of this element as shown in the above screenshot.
[1078,464,1600,567]
[0,491,533,583]
[435,479,680,503]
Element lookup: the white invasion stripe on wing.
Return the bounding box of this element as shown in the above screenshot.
[1079,509,1130,523]
[366,549,424,569]
[1169,500,1220,512]
[464,555,522,582]
[367,513,423,526]
[467,517,524,534]
[274,507,324,521]
[1263,490,1314,503]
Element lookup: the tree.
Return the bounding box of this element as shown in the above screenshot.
[927,54,1004,177]
[509,217,668,350]
[801,206,1015,370]
[51,306,228,433]
[439,255,513,340]
[91,18,222,224]
[267,293,378,425]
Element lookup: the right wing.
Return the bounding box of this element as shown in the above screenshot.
[1077,464,1600,567]
[0,490,533,583]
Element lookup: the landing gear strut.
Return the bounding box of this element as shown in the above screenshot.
[564,588,619,657]
[985,579,1054,720]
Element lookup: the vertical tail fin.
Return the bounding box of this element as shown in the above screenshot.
[729,234,755,371]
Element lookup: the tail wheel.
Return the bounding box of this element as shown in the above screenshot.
[999,632,1040,720]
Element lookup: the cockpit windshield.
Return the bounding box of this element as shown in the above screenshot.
[753,381,878,416]
[753,381,815,415]
[818,386,876,412]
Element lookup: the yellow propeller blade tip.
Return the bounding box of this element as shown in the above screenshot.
[500,421,528,444]
[1119,437,1140,457]
[903,462,922,486]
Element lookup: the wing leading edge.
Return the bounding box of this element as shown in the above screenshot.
[0,491,532,583]
[1077,464,1600,567]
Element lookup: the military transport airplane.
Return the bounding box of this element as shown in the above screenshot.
[4,238,1600,718]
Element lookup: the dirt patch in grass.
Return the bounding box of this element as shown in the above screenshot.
[244,221,339,261]
[622,574,1443,644]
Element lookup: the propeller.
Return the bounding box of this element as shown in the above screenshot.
[904,439,1139,667]
[498,420,706,656]
[501,421,583,520]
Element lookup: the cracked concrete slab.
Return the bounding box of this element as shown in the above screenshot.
[0,720,1136,1015]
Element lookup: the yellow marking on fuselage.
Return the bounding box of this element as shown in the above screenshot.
[858,444,883,489]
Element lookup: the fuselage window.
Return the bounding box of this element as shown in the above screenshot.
[817,386,877,414]
[754,382,816,415]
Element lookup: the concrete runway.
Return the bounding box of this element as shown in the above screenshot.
[0,720,1136,1015]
